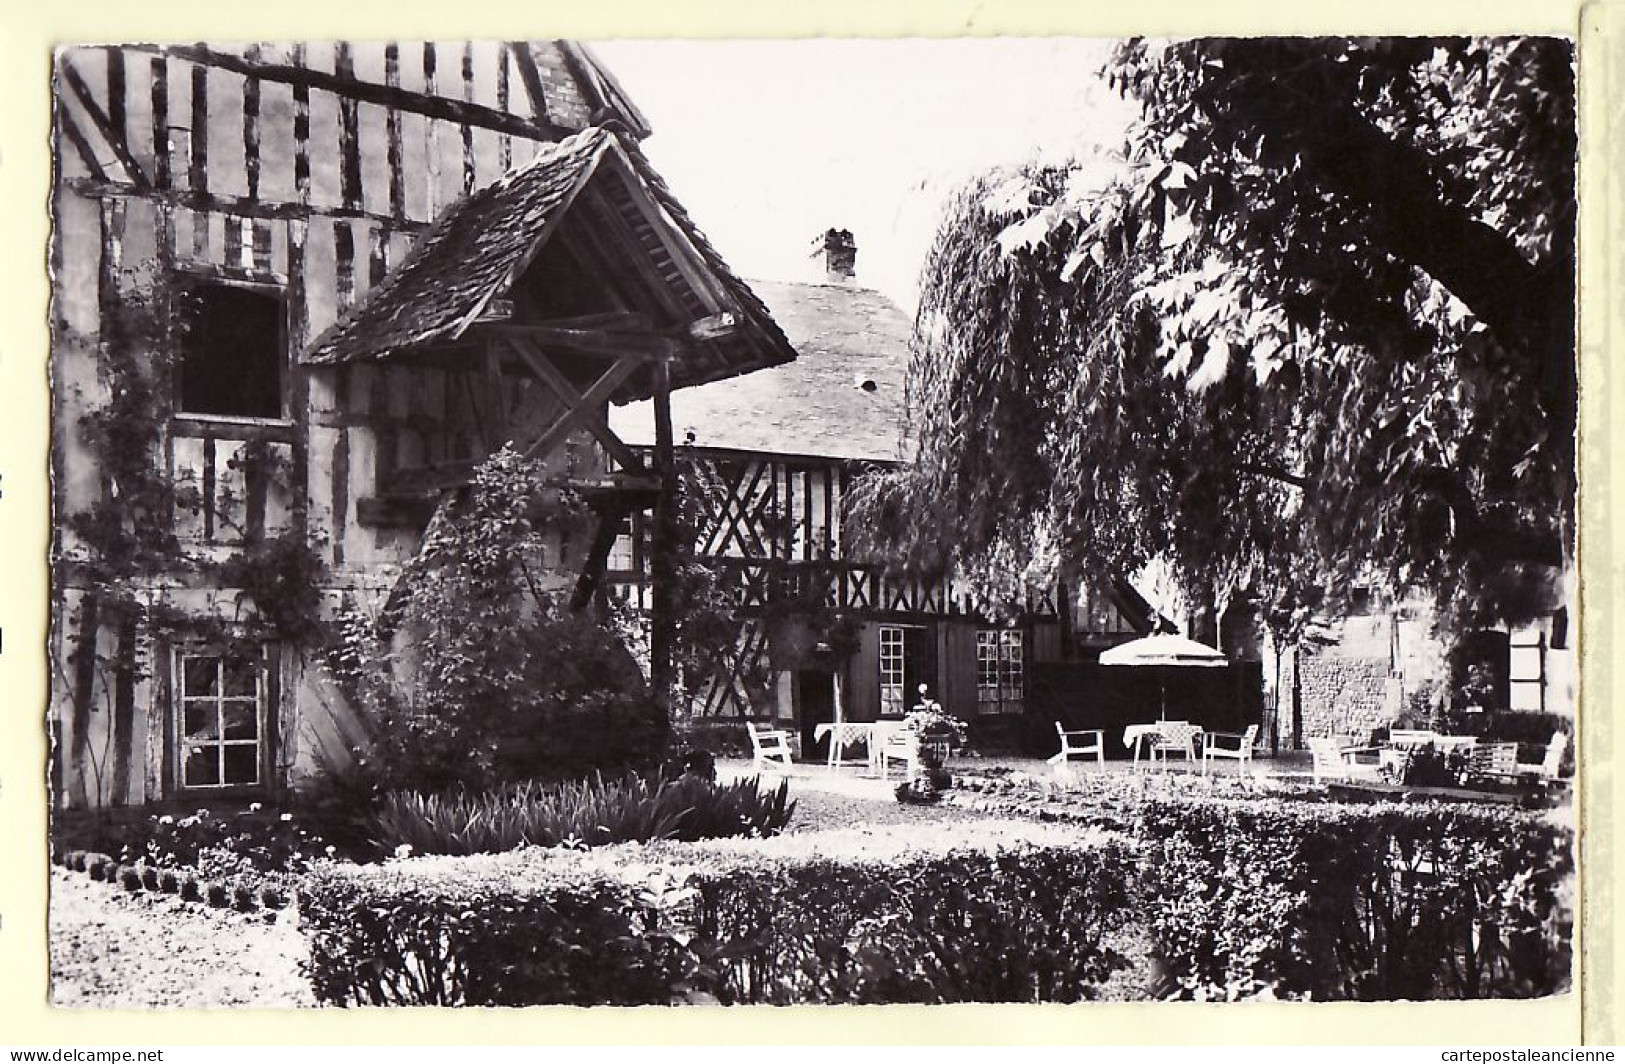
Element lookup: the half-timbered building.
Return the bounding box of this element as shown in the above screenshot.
[611,232,1163,753]
[49,41,796,808]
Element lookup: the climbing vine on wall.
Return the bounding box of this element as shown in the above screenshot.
[320,445,665,794]
[54,262,327,806]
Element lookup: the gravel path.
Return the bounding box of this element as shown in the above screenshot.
[48,867,316,1008]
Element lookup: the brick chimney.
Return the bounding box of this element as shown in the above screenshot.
[811,227,857,282]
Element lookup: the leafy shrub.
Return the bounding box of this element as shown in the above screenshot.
[206,883,229,908]
[180,876,202,902]
[140,866,160,890]
[304,856,699,1006]
[362,773,794,856]
[1138,798,1574,1000]
[119,866,142,891]
[668,720,753,760]
[660,746,718,784]
[158,870,180,893]
[301,829,1136,1006]
[325,449,666,795]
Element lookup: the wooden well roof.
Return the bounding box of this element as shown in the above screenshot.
[301,126,796,398]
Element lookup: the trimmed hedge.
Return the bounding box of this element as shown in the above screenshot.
[1138,798,1574,1001]
[301,827,1136,1006]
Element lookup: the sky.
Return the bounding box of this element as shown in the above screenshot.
[590,37,1138,313]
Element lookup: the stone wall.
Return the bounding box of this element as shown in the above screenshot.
[1297,655,1401,742]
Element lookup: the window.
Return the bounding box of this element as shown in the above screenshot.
[879,626,907,715]
[607,516,636,573]
[976,629,1025,714]
[1509,628,1545,712]
[174,646,274,793]
[177,283,285,419]
[879,624,932,716]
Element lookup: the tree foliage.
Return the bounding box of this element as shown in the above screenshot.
[854,37,1576,635]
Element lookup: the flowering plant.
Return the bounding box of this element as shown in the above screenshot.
[901,685,968,748]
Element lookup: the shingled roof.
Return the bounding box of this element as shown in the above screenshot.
[610,279,915,463]
[301,126,795,399]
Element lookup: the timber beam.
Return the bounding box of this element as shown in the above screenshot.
[127,44,573,143]
[472,322,679,360]
[504,337,650,474]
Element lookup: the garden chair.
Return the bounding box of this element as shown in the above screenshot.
[1529,731,1570,780]
[1308,737,1384,784]
[1470,741,1520,778]
[746,721,794,773]
[1484,731,1569,783]
[1048,723,1105,771]
[878,728,921,780]
[1152,721,1204,769]
[1201,724,1259,774]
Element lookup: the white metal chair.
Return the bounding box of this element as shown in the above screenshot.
[1048,723,1105,771]
[1308,736,1383,784]
[1530,732,1570,780]
[878,726,920,780]
[746,721,794,773]
[1202,724,1259,774]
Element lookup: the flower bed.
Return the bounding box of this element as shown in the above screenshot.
[360,773,794,857]
[54,805,329,913]
[948,766,1323,830]
[301,820,1136,1006]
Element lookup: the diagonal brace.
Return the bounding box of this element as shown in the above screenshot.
[506,338,649,475]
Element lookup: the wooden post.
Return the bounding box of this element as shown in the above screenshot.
[649,357,677,740]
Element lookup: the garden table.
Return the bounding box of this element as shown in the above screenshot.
[1123,722,1204,770]
[814,721,907,774]
[814,721,879,770]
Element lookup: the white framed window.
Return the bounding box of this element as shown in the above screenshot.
[976,629,1025,714]
[879,625,907,715]
[607,516,636,573]
[1509,628,1545,712]
[173,645,274,793]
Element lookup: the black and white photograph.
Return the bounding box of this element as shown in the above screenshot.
[40,30,1580,1015]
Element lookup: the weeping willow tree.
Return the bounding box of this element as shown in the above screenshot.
[849,37,1576,639]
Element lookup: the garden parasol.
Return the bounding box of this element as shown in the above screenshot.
[1099,632,1227,720]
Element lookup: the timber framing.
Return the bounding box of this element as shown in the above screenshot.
[53,39,749,810]
[124,44,575,144]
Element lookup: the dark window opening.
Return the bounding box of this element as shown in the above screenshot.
[178,284,284,418]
